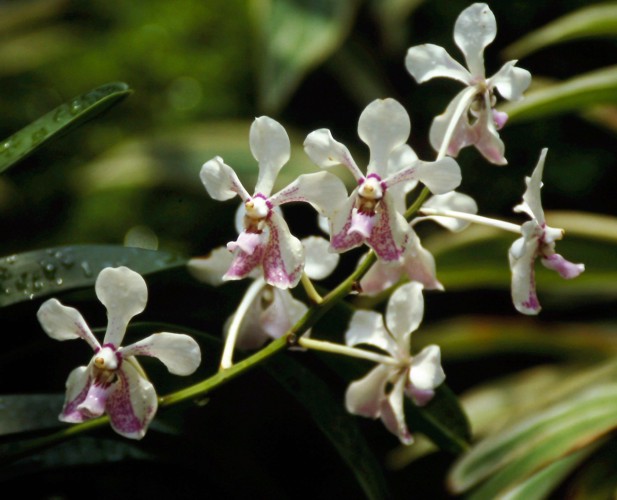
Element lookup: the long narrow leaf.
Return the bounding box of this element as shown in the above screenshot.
[0,82,131,173]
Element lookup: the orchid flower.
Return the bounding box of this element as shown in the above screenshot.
[345,282,445,444]
[509,149,584,315]
[189,237,339,352]
[405,3,531,165]
[304,98,461,261]
[360,191,478,295]
[201,116,347,289]
[37,267,201,439]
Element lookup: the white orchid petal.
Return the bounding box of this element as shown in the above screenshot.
[345,309,398,356]
[345,364,392,418]
[402,232,444,291]
[201,156,250,202]
[489,61,531,101]
[472,100,507,165]
[358,98,411,176]
[518,149,548,224]
[405,44,471,85]
[261,288,308,339]
[509,232,541,315]
[106,359,157,440]
[541,254,585,279]
[224,232,267,281]
[269,171,348,217]
[359,258,404,296]
[37,298,100,351]
[262,211,304,289]
[381,375,413,445]
[96,267,148,347]
[409,345,446,391]
[251,116,291,195]
[304,129,364,181]
[454,3,496,78]
[420,192,478,232]
[121,332,201,376]
[59,366,92,423]
[302,236,339,280]
[415,157,462,194]
[386,282,424,349]
[188,247,234,286]
[429,88,476,156]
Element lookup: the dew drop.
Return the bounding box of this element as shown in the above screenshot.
[31,127,48,145]
[69,99,83,115]
[192,397,210,407]
[81,261,93,277]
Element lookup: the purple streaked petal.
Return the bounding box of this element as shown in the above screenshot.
[37,299,100,351]
[345,364,392,419]
[200,156,250,202]
[366,193,408,261]
[269,171,348,218]
[96,267,148,348]
[106,359,157,440]
[262,211,304,289]
[405,43,472,85]
[77,381,109,419]
[59,366,92,423]
[224,234,266,281]
[454,3,496,78]
[349,209,375,239]
[303,128,364,181]
[381,375,413,445]
[358,98,411,177]
[228,231,262,255]
[121,332,201,376]
[509,233,541,315]
[330,191,365,253]
[541,253,585,279]
[251,116,291,196]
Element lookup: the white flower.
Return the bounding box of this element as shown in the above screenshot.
[37,267,201,439]
[344,282,445,444]
[509,149,585,314]
[189,236,339,349]
[405,3,531,165]
[360,191,478,295]
[304,98,461,261]
[201,116,347,289]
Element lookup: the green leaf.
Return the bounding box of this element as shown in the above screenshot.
[0,394,64,436]
[405,384,471,455]
[448,382,617,497]
[0,244,185,307]
[501,66,617,123]
[503,3,617,59]
[497,444,601,500]
[250,0,358,114]
[264,355,392,500]
[0,82,131,173]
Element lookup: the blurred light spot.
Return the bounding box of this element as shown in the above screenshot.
[168,77,203,111]
[124,225,159,250]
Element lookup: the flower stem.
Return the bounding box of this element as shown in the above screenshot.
[301,272,323,304]
[419,208,522,234]
[220,277,265,370]
[299,338,399,366]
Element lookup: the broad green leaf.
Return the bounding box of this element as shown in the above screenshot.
[0,82,131,173]
[265,354,391,500]
[368,0,424,53]
[564,439,617,499]
[0,394,64,436]
[0,245,185,307]
[499,444,601,500]
[501,66,617,123]
[405,384,471,455]
[503,3,617,59]
[250,0,357,114]
[448,382,617,497]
